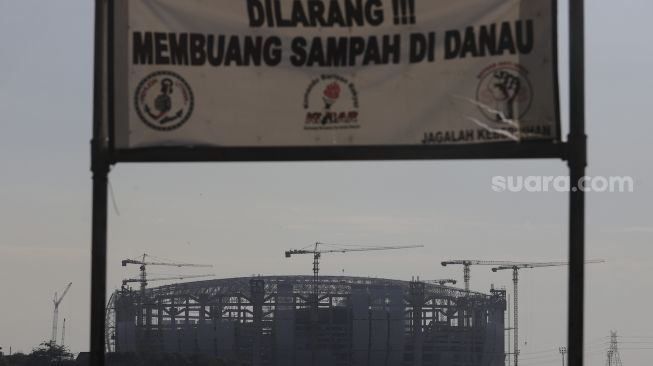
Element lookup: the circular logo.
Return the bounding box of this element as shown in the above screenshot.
[134,71,194,131]
[303,75,360,130]
[476,64,533,123]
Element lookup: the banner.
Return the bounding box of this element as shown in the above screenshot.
[111,0,559,150]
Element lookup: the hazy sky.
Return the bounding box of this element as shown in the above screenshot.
[1,1,652,365]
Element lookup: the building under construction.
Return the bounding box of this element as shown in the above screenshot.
[107,275,506,366]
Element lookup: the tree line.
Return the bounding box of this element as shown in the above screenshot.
[0,341,241,366]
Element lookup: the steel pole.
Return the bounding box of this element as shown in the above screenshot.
[91,0,108,364]
[513,269,519,366]
[90,145,109,365]
[568,1,587,366]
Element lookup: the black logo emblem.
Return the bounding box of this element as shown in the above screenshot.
[134,71,194,131]
[476,63,533,122]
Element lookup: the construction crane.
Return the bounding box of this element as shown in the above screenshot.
[121,253,213,297]
[122,273,214,287]
[51,282,72,345]
[423,279,457,286]
[122,254,213,326]
[441,260,521,291]
[285,242,423,306]
[491,260,605,366]
[285,242,422,366]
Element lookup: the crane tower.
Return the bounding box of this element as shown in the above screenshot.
[492,259,604,366]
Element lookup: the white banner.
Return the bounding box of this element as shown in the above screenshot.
[111,0,559,149]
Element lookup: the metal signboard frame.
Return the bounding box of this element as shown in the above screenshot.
[90,1,586,365]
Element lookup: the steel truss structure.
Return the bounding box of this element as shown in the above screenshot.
[108,276,505,366]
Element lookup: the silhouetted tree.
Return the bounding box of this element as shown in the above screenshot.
[30,342,74,363]
[0,342,74,366]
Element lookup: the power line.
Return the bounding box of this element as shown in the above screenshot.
[611,341,653,344]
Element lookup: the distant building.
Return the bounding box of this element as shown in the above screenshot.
[107,276,506,366]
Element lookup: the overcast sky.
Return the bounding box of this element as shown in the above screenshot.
[1,1,652,365]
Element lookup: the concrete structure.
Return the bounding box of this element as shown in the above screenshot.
[107,276,506,366]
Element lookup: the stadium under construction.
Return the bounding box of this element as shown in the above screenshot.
[106,275,506,366]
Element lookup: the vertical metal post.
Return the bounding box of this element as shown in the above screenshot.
[250,278,265,366]
[409,281,424,366]
[90,144,109,365]
[91,0,109,365]
[311,252,320,366]
[507,293,511,366]
[568,1,587,366]
[512,269,519,366]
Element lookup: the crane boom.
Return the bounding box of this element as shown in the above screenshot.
[121,254,212,267]
[122,273,214,286]
[121,259,211,267]
[441,260,521,266]
[286,244,423,257]
[423,279,457,285]
[491,259,605,271]
[55,282,73,306]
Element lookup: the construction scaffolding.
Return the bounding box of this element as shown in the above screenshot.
[107,275,506,366]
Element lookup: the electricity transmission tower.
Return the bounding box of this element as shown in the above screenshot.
[605,331,623,366]
[559,346,567,366]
